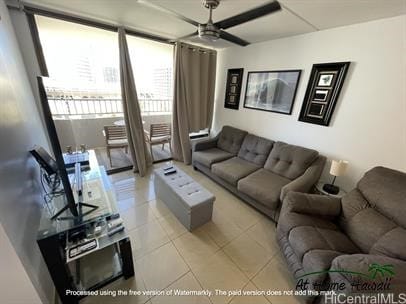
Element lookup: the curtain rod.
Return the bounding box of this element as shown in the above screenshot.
[7,1,175,46]
[177,42,216,54]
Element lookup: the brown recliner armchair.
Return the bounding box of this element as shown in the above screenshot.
[277,166,406,303]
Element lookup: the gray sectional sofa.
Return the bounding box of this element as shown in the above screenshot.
[192,125,326,221]
[277,166,406,303]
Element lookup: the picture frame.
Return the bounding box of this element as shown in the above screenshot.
[243,70,301,115]
[298,62,351,126]
[224,68,244,110]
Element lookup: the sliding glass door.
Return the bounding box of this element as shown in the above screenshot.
[126,36,173,163]
[36,15,174,173]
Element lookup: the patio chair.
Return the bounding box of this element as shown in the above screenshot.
[144,123,172,161]
[103,125,128,166]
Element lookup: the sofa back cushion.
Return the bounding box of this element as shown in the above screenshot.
[237,134,274,166]
[357,166,406,228]
[264,141,318,180]
[370,227,406,261]
[339,167,406,258]
[217,126,248,155]
[339,189,397,253]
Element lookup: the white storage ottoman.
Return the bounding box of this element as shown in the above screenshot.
[154,166,215,231]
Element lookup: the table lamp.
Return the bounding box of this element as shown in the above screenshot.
[323,160,349,195]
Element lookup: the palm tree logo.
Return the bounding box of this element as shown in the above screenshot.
[368,263,395,279]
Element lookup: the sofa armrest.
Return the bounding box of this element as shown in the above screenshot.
[192,134,220,152]
[280,155,326,201]
[329,254,406,296]
[281,191,341,218]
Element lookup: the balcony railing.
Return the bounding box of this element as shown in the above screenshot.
[48,98,172,116]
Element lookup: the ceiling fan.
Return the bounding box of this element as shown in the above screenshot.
[139,0,282,46]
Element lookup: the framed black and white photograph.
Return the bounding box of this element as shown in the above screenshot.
[313,89,329,101]
[299,62,351,126]
[224,68,244,110]
[317,74,335,86]
[243,70,301,115]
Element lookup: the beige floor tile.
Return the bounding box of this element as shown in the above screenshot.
[116,194,151,212]
[135,174,154,190]
[148,198,172,219]
[229,282,270,304]
[81,271,149,304]
[252,256,302,304]
[157,213,188,240]
[117,197,138,213]
[247,218,279,255]
[198,208,244,247]
[133,184,156,203]
[109,171,134,183]
[121,203,156,231]
[223,232,273,279]
[173,229,220,269]
[136,242,189,292]
[106,162,289,304]
[216,197,262,231]
[199,178,228,195]
[150,272,211,304]
[128,220,170,259]
[192,251,249,304]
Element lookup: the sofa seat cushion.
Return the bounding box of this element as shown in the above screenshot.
[238,169,290,210]
[264,141,318,180]
[193,148,233,168]
[211,157,260,186]
[237,134,274,166]
[289,226,359,262]
[217,126,248,155]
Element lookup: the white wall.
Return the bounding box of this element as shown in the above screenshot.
[213,15,406,190]
[0,0,54,302]
[0,223,41,304]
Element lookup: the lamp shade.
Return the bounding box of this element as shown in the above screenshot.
[330,160,349,176]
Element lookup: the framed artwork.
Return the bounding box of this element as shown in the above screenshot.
[224,68,244,110]
[243,70,301,115]
[298,62,351,126]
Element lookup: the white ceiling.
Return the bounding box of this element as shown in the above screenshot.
[22,0,406,48]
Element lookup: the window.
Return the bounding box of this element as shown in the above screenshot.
[36,16,122,117]
[126,35,173,114]
[36,16,173,118]
[103,67,118,83]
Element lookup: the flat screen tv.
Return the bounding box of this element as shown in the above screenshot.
[37,77,79,219]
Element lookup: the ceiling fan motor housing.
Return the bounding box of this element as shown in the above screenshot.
[198,23,220,41]
[203,0,220,9]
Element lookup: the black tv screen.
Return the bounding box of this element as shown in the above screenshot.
[37,77,78,218]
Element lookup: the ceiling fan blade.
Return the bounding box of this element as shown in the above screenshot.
[219,31,249,46]
[138,0,200,27]
[177,31,199,40]
[215,1,281,30]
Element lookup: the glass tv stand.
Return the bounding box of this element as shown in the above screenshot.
[37,151,134,304]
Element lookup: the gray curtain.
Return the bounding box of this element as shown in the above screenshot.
[172,42,217,164]
[118,28,151,176]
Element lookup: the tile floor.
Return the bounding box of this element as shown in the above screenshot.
[84,162,301,304]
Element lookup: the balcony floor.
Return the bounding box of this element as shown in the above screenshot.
[95,144,171,172]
